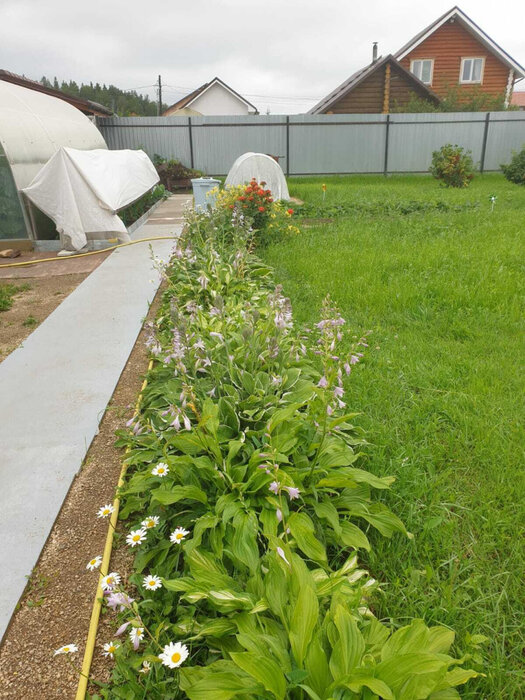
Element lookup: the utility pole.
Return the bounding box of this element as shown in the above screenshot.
[157,75,162,116]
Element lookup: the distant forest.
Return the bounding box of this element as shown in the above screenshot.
[39,77,169,116]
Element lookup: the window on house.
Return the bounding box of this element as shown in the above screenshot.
[410,59,434,85]
[460,58,484,83]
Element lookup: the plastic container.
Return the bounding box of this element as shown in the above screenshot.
[191,177,220,211]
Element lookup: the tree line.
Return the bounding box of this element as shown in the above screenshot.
[39,77,169,116]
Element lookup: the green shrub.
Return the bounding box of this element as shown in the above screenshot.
[430,144,475,188]
[501,145,525,184]
[119,184,168,227]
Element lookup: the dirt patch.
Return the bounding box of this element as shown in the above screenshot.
[300,217,335,228]
[0,274,89,361]
[0,289,161,699]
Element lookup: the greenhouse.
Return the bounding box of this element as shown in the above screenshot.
[0,78,106,243]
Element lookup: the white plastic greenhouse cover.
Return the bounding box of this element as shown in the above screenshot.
[225,152,289,200]
[22,148,159,251]
[0,79,107,192]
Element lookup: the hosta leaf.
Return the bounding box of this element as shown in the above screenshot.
[328,605,365,680]
[231,511,259,573]
[289,583,319,667]
[339,520,370,551]
[230,652,287,699]
[375,654,448,698]
[179,668,262,700]
[288,512,327,564]
[341,674,394,699]
[151,484,208,505]
[427,626,455,654]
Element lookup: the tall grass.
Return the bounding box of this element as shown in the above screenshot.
[262,174,525,698]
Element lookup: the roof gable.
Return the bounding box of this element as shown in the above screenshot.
[395,6,525,78]
[309,55,439,114]
[164,77,258,114]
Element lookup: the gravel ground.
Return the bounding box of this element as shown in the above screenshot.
[0,289,161,699]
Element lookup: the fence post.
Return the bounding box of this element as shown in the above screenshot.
[188,117,194,169]
[286,116,290,177]
[383,114,390,177]
[480,112,490,174]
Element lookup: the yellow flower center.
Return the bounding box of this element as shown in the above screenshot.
[90,560,96,565]
[133,535,140,541]
[149,581,155,586]
[158,468,165,474]
[171,652,181,664]
[146,521,154,528]
[64,647,70,652]
[103,509,109,515]
[107,577,113,585]
[108,645,116,653]
[176,533,183,540]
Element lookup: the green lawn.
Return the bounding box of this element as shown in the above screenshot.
[262,174,524,698]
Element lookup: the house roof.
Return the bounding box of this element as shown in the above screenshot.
[308,54,440,114]
[0,70,113,116]
[163,77,258,114]
[394,6,525,80]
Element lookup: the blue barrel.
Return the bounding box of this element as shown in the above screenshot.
[191,177,220,211]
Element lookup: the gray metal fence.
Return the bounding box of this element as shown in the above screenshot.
[98,112,525,176]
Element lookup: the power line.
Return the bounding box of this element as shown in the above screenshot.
[162,83,321,101]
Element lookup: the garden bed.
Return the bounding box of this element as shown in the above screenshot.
[77,187,479,698]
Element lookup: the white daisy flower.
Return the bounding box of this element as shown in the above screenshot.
[101,572,121,591]
[141,515,160,529]
[139,660,151,674]
[97,504,115,518]
[126,528,147,547]
[86,555,102,571]
[159,641,189,669]
[129,626,144,648]
[54,643,78,656]
[143,574,162,591]
[170,527,189,545]
[102,641,120,658]
[151,462,169,477]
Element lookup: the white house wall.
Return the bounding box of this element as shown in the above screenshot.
[190,83,253,115]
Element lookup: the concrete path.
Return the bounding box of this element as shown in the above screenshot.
[0,195,191,640]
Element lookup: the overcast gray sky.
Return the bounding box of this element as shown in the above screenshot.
[2,0,524,113]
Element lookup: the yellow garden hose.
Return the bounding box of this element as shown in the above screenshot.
[0,236,178,269]
[76,358,154,700]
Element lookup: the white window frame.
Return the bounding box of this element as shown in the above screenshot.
[460,57,485,84]
[410,58,434,85]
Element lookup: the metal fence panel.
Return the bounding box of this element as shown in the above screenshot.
[387,112,487,172]
[97,112,525,176]
[190,116,287,175]
[483,112,525,171]
[289,114,386,174]
[100,116,192,165]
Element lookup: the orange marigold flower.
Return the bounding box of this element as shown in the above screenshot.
[258,206,265,212]
[287,209,294,215]
[229,204,234,209]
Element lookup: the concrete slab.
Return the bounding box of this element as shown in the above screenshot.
[0,195,190,640]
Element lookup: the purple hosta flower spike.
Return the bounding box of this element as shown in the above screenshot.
[285,486,300,500]
[276,508,283,522]
[197,273,209,290]
[317,376,328,388]
[334,386,344,398]
[344,362,351,375]
[269,481,280,495]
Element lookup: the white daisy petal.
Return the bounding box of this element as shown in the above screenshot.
[143,574,163,591]
[86,555,102,571]
[169,527,190,545]
[141,515,160,529]
[102,641,120,658]
[151,462,169,477]
[101,572,121,591]
[126,528,147,547]
[54,643,78,656]
[97,504,115,518]
[159,641,189,669]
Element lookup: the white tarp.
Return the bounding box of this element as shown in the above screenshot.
[225,152,289,201]
[22,147,159,250]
